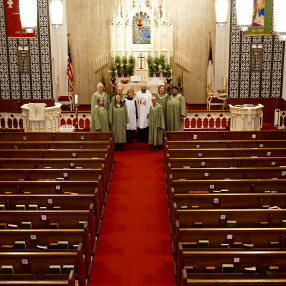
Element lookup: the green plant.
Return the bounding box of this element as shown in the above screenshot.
[115,56,121,72]
[153,56,160,73]
[110,63,117,78]
[149,63,155,77]
[147,54,153,67]
[165,64,171,78]
[159,55,165,71]
[128,55,135,76]
[122,55,128,73]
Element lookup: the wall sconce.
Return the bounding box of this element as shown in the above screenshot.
[50,0,63,29]
[235,0,253,31]
[216,0,228,27]
[19,0,37,33]
[273,0,286,41]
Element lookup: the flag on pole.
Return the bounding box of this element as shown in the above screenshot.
[67,39,74,93]
[207,34,214,93]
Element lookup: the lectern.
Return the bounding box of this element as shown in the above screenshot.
[229,104,264,131]
[21,103,62,132]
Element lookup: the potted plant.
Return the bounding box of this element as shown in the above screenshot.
[110,63,117,84]
[177,76,182,92]
[153,56,161,77]
[160,55,166,76]
[115,55,122,77]
[122,55,128,77]
[165,64,172,84]
[128,55,135,76]
[149,63,155,77]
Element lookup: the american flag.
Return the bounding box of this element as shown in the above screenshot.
[67,39,74,93]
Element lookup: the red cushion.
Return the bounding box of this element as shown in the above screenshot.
[209,97,224,103]
[58,96,73,101]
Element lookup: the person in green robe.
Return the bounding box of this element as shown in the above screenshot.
[91,97,109,132]
[91,83,110,130]
[148,96,165,152]
[155,85,169,128]
[166,86,187,131]
[109,94,129,151]
[111,85,126,103]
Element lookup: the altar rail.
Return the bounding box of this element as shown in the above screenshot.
[1,110,231,131]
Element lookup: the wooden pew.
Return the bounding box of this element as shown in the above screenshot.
[165,131,286,141]
[0,271,75,285]
[0,193,100,235]
[166,140,286,149]
[0,225,92,274]
[182,271,286,286]
[178,250,286,286]
[0,244,85,286]
[0,206,96,252]
[168,157,286,168]
[0,180,104,219]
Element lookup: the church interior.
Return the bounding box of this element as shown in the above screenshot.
[1,0,286,285]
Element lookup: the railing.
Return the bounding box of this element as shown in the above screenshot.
[0,110,231,131]
[274,109,286,129]
[184,110,231,130]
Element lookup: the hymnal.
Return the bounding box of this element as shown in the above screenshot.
[233,241,243,248]
[193,221,203,228]
[16,205,26,210]
[49,242,58,249]
[221,243,229,248]
[205,266,216,273]
[1,265,14,274]
[180,206,188,209]
[198,240,209,248]
[226,220,237,228]
[1,244,13,249]
[79,221,87,228]
[37,245,48,250]
[49,223,59,229]
[245,266,256,273]
[21,222,32,229]
[191,205,200,209]
[243,243,254,248]
[222,264,235,273]
[14,241,26,249]
[184,266,194,274]
[268,265,279,271]
[182,242,197,249]
[56,178,64,181]
[260,221,269,227]
[0,223,7,229]
[49,265,61,274]
[62,265,74,274]
[269,241,280,248]
[58,241,69,249]
[39,206,47,210]
[0,204,5,210]
[28,204,38,210]
[281,220,286,227]
[8,224,18,229]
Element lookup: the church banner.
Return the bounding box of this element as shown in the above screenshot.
[5,0,35,38]
[244,0,272,36]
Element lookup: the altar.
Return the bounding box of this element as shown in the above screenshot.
[21,103,62,132]
[229,104,264,131]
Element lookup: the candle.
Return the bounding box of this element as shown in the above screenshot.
[75,94,78,105]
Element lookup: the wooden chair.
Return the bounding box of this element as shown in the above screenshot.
[207,87,227,110]
[56,92,74,111]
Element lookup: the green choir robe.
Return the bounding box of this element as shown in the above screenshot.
[91,91,110,131]
[109,104,129,143]
[155,93,169,127]
[148,103,165,146]
[166,93,187,131]
[91,105,109,132]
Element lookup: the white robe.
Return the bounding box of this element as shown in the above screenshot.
[125,99,137,130]
[135,90,152,129]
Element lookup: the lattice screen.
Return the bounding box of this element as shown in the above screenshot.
[229,0,285,99]
[0,0,53,100]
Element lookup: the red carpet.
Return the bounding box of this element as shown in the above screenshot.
[89,143,175,286]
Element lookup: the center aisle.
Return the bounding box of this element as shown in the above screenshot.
[89,142,175,285]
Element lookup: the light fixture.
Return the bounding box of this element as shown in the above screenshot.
[216,0,228,27]
[273,0,286,41]
[50,0,63,29]
[235,0,253,31]
[19,0,37,33]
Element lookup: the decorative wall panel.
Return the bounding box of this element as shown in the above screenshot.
[0,0,53,100]
[229,0,284,99]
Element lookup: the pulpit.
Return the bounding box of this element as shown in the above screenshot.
[229,104,264,131]
[21,103,62,132]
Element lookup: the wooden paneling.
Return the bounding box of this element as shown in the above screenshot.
[66,0,215,104]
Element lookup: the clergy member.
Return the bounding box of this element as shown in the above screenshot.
[155,85,169,127]
[124,89,138,143]
[166,86,187,131]
[109,94,129,151]
[91,83,110,132]
[91,97,109,132]
[148,96,165,152]
[135,83,152,142]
